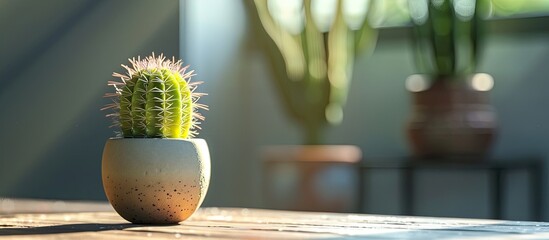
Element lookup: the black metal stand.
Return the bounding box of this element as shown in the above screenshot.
[359,158,544,221]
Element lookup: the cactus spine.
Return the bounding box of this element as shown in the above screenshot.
[103,53,206,138]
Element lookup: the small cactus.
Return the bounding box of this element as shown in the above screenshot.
[103,53,207,138]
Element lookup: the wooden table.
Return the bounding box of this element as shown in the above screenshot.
[1,199,549,239]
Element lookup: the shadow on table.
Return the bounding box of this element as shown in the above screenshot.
[1,222,549,238]
[0,223,136,235]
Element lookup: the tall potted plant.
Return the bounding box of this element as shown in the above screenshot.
[406,0,496,159]
[251,0,377,212]
[101,53,210,224]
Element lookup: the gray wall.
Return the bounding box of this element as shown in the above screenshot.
[0,0,179,200]
[2,0,549,221]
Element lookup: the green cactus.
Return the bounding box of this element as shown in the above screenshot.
[103,53,207,138]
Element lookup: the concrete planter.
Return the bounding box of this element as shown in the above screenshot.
[102,138,210,224]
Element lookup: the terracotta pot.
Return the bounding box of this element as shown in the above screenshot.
[406,74,497,158]
[102,138,210,224]
[263,145,361,213]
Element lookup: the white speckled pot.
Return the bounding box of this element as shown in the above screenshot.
[102,138,210,224]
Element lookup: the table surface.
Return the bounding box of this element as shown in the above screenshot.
[1,199,549,239]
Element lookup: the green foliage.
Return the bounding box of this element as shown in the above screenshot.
[252,0,378,144]
[410,0,490,77]
[103,54,207,138]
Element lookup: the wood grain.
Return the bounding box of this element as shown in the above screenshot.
[1,199,549,239]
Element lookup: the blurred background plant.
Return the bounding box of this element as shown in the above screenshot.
[409,0,490,78]
[251,0,378,144]
[405,0,497,158]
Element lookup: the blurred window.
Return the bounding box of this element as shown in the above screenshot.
[372,0,549,28]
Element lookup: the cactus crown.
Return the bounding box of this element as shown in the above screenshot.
[103,53,207,138]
